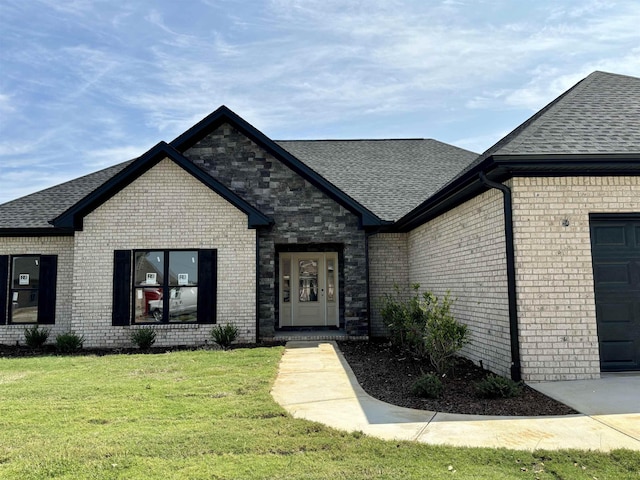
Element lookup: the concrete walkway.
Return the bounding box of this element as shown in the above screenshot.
[271,341,640,451]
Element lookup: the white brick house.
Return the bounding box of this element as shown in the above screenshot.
[1,71,639,382]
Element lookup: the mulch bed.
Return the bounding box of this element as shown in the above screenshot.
[337,340,578,416]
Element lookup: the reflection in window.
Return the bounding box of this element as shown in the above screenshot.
[282,258,291,303]
[299,259,318,302]
[133,250,198,323]
[327,259,335,302]
[10,256,40,323]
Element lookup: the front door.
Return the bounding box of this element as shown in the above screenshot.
[279,252,339,327]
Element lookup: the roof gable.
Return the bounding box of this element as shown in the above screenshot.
[171,106,385,227]
[52,141,272,230]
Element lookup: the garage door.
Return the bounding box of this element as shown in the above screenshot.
[590,218,640,371]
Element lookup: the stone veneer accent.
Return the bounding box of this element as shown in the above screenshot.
[71,158,256,348]
[368,233,409,338]
[407,188,511,377]
[184,123,368,337]
[511,176,640,381]
[0,236,74,345]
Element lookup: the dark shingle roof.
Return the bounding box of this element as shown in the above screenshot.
[0,160,133,230]
[276,139,478,221]
[465,72,640,175]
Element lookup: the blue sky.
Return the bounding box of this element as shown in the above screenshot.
[1,0,639,204]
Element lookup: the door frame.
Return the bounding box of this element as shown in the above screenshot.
[590,213,640,371]
[275,245,343,329]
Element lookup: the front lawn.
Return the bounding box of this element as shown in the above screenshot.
[0,348,637,479]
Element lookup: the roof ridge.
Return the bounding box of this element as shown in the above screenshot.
[476,72,595,160]
[501,72,602,154]
[276,138,431,142]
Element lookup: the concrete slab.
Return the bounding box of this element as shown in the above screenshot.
[419,413,640,451]
[271,341,640,451]
[530,374,640,415]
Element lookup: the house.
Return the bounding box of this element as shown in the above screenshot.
[1,71,639,382]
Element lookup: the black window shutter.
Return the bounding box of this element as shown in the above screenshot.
[38,255,58,324]
[112,250,132,326]
[0,256,8,325]
[197,249,217,324]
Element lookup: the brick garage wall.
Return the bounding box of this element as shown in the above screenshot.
[0,236,74,345]
[184,123,368,337]
[71,159,256,348]
[407,188,511,377]
[511,176,640,381]
[368,233,409,338]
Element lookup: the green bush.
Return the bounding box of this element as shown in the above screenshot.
[210,323,239,350]
[422,291,469,375]
[378,285,469,373]
[131,327,157,350]
[378,284,429,358]
[55,332,85,353]
[410,373,443,399]
[475,374,522,399]
[24,325,50,348]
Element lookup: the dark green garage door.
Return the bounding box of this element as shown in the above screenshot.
[590,217,640,371]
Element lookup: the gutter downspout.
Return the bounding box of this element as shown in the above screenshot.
[478,173,521,382]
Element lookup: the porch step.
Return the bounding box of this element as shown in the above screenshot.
[268,330,368,342]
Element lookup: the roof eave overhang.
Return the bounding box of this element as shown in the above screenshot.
[393,153,640,232]
[0,227,75,237]
[51,141,273,231]
[171,106,385,228]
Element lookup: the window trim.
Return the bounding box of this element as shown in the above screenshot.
[112,249,216,326]
[1,254,57,325]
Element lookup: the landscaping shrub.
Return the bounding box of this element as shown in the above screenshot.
[410,373,443,399]
[210,323,239,350]
[378,284,429,358]
[475,374,522,399]
[379,285,469,373]
[24,325,50,348]
[131,327,156,350]
[55,332,84,353]
[422,291,469,375]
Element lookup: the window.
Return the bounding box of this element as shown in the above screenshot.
[0,255,57,325]
[112,249,216,325]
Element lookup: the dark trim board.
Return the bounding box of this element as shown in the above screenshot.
[52,142,273,231]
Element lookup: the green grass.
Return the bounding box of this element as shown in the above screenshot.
[0,348,638,479]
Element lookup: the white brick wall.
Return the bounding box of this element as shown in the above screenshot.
[407,188,511,377]
[368,233,409,337]
[0,236,74,345]
[511,176,640,381]
[71,158,256,348]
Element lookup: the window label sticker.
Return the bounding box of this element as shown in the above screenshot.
[19,274,29,286]
[178,273,188,285]
[13,292,19,302]
[146,273,157,284]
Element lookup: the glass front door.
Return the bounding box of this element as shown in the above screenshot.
[279,252,339,327]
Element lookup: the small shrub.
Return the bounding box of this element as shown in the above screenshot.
[24,325,50,348]
[131,327,156,350]
[55,332,85,353]
[411,373,444,399]
[475,374,522,399]
[378,285,469,370]
[210,323,239,350]
[422,291,469,375]
[378,284,429,358]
